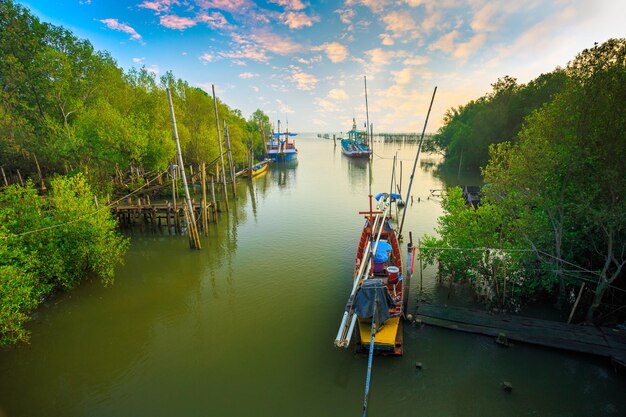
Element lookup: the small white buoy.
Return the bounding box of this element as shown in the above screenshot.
[406,314,414,322]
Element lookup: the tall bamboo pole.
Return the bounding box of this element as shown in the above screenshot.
[166,88,201,249]
[201,162,208,236]
[1,167,7,186]
[224,122,237,196]
[398,86,437,239]
[364,75,370,150]
[211,84,230,211]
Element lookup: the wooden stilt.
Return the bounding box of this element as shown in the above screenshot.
[16,169,24,187]
[1,166,7,186]
[212,84,229,211]
[167,88,201,249]
[202,162,209,236]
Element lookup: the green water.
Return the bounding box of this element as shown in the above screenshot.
[1,136,624,417]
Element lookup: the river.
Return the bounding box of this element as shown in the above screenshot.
[1,135,624,417]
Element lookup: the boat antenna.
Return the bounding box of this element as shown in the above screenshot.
[398,86,437,239]
[364,75,370,151]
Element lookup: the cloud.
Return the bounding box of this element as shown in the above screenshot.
[146,64,159,74]
[270,0,306,11]
[196,0,251,13]
[328,88,349,101]
[276,99,295,114]
[159,14,197,30]
[199,53,215,63]
[429,30,460,53]
[289,67,318,90]
[197,11,233,30]
[379,33,394,46]
[363,48,407,71]
[345,0,390,14]
[247,30,302,55]
[221,45,270,62]
[132,57,145,64]
[335,8,355,24]
[382,11,418,38]
[312,42,349,63]
[453,33,486,60]
[239,72,259,79]
[137,0,178,13]
[403,55,429,66]
[279,11,319,29]
[296,55,323,65]
[99,18,143,41]
[251,86,260,92]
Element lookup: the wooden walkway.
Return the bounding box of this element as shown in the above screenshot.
[415,303,626,368]
[111,201,218,232]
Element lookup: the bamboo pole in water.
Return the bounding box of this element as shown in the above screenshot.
[166,88,201,249]
[398,86,437,239]
[211,84,230,211]
[1,167,7,186]
[224,122,237,196]
[364,75,371,150]
[201,162,209,236]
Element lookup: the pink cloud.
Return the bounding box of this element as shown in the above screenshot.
[99,18,142,41]
[159,15,197,30]
[138,0,179,13]
[197,11,233,30]
[280,11,319,29]
[270,0,306,10]
[195,0,251,13]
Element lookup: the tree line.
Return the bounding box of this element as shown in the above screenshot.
[0,0,271,192]
[0,0,271,346]
[421,39,626,323]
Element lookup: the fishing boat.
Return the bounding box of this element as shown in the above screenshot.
[267,120,298,162]
[335,193,405,355]
[240,160,269,178]
[340,118,372,158]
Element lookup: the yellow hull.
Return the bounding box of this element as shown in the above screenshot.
[358,316,401,349]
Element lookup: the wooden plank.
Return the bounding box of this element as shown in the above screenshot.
[416,303,626,360]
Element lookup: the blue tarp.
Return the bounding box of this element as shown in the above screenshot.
[374,192,402,202]
[373,240,392,263]
[353,279,395,326]
[271,132,298,137]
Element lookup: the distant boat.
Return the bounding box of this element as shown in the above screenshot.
[334,193,405,355]
[340,118,372,158]
[267,120,298,162]
[240,160,269,178]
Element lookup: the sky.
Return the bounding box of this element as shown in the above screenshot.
[18,0,626,133]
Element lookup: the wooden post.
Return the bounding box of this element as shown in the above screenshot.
[93,195,99,209]
[33,154,46,191]
[419,237,423,293]
[167,88,201,249]
[224,122,237,196]
[211,84,229,211]
[210,177,218,223]
[201,162,208,236]
[568,283,586,324]
[16,169,24,187]
[1,166,7,186]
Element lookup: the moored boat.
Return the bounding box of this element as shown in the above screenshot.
[335,193,405,355]
[240,160,269,178]
[340,118,372,158]
[267,121,298,162]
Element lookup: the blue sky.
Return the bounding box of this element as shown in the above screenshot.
[19,0,626,133]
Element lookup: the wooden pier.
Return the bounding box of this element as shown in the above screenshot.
[414,303,626,369]
[112,200,218,234]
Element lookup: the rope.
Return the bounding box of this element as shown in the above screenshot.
[0,168,169,240]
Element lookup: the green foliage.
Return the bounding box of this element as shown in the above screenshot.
[427,39,626,320]
[0,176,128,345]
[420,187,536,310]
[428,71,568,171]
[0,1,266,188]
